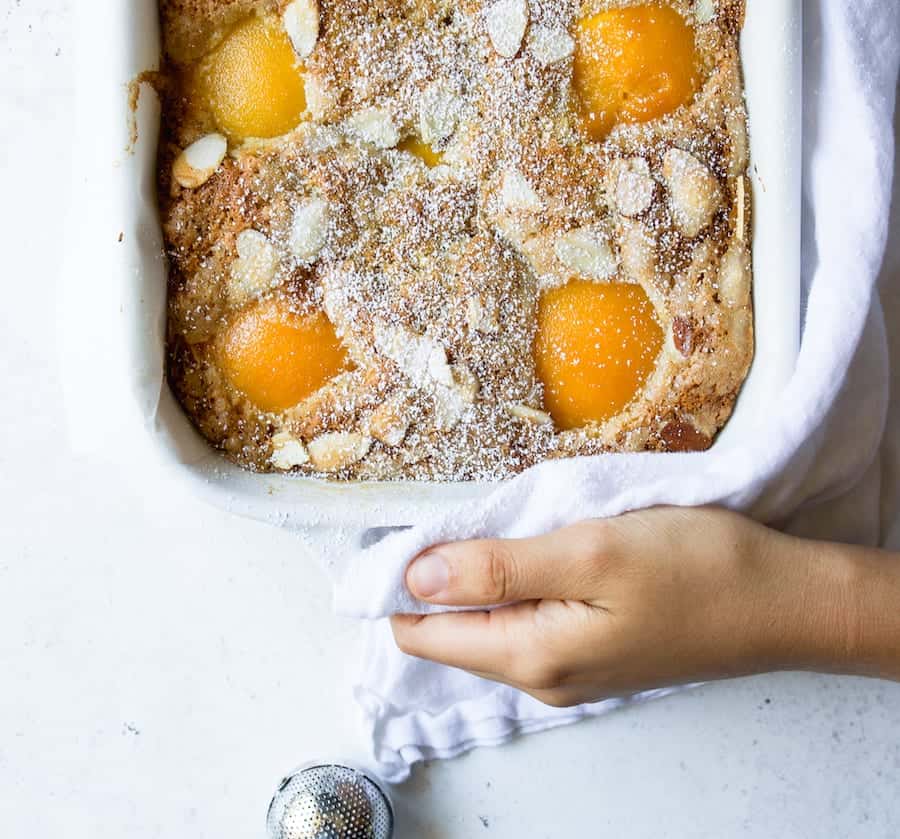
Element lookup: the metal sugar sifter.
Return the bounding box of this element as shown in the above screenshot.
[267,763,394,839]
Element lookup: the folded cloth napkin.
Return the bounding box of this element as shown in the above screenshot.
[328,0,900,783]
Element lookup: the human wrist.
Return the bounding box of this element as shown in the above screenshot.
[813,541,900,680]
[749,533,900,679]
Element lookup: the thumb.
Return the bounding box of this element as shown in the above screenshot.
[405,522,608,606]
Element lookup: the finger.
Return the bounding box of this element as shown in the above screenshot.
[405,521,612,606]
[461,670,583,705]
[391,604,572,690]
[526,686,590,708]
[459,668,587,708]
[391,604,536,677]
[445,657,594,707]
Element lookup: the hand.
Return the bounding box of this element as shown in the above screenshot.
[391,507,886,707]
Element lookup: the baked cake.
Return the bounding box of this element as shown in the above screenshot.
[157,0,753,481]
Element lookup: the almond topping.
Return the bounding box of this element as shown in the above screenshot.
[694,0,716,25]
[451,364,480,404]
[508,404,553,425]
[419,82,463,145]
[283,0,319,59]
[726,107,749,176]
[307,432,372,472]
[554,226,617,281]
[431,367,479,431]
[270,432,310,469]
[610,157,655,217]
[735,175,746,242]
[431,388,468,431]
[466,296,500,333]
[347,108,400,149]
[529,25,574,67]
[485,0,529,58]
[229,230,280,303]
[618,218,657,285]
[371,322,479,432]
[729,307,752,347]
[304,74,336,121]
[374,323,452,389]
[500,167,543,212]
[427,347,454,387]
[717,242,751,308]
[173,134,227,189]
[662,148,723,238]
[290,196,330,262]
[367,394,412,447]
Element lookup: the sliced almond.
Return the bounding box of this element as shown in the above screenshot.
[485,0,529,58]
[500,167,543,213]
[726,107,749,176]
[451,364,480,403]
[307,432,372,472]
[236,229,274,261]
[173,134,227,189]
[367,394,412,447]
[609,157,655,217]
[373,323,477,430]
[431,386,469,431]
[662,148,723,238]
[618,218,657,286]
[229,230,280,303]
[508,404,553,426]
[300,123,343,153]
[728,307,753,353]
[694,0,716,24]
[283,0,319,58]
[419,82,463,145]
[371,419,409,448]
[717,242,751,308]
[431,370,478,431]
[304,74,337,121]
[290,196,330,262]
[466,295,500,333]
[529,25,574,67]
[554,226,617,281]
[734,176,746,243]
[495,209,542,252]
[374,323,448,389]
[347,108,400,149]
[270,432,310,469]
[427,344,455,387]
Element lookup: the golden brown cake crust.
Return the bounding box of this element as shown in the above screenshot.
[158,0,753,480]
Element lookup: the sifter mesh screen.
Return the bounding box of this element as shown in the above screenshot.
[267,764,394,839]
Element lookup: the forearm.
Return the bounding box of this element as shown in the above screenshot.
[753,532,900,681]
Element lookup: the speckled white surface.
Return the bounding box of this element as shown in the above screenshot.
[1,2,899,837]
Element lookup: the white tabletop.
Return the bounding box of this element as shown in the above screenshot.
[2,3,899,837]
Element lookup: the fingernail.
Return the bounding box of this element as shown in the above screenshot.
[407,552,449,598]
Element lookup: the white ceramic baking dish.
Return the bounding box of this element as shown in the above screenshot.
[66,0,801,530]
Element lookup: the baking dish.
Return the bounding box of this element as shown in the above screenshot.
[67,0,801,530]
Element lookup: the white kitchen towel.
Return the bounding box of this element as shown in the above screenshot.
[332,1,900,783]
